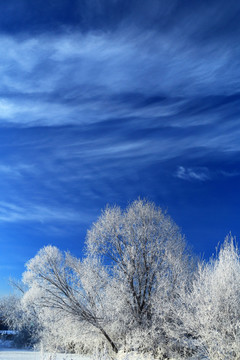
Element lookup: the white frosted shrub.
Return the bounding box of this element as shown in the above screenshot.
[185,235,240,359]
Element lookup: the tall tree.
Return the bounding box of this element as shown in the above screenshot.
[86,199,192,351]
[22,199,192,354]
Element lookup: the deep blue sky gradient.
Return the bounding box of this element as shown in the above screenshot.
[0,0,240,294]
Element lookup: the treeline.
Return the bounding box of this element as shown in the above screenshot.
[0,199,240,359]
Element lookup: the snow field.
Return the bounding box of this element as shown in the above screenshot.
[0,350,159,360]
[0,350,91,360]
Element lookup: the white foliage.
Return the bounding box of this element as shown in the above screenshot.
[184,235,240,359]
[4,199,196,357]
[0,294,41,347]
[22,245,119,353]
[86,199,190,332]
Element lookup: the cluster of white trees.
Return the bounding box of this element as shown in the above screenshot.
[1,199,240,359]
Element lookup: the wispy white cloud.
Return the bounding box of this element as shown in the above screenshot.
[0,163,34,177]
[176,166,210,181]
[0,201,81,223]
[0,20,238,221]
[0,27,239,128]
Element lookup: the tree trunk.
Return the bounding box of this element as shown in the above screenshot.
[99,327,118,353]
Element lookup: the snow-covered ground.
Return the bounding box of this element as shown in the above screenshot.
[0,349,159,360]
[0,349,91,360]
[0,349,198,360]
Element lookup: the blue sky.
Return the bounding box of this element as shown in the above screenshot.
[1,0,240,294]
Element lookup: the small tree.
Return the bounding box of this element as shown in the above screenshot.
[22,246,119,353]
[0,294,41,347]
[184,235,240,359]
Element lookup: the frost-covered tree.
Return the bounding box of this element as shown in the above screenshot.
[184,235,240,359]
[149,244,196,358]
[86,199,193,353]
[21,199,194,356]
[35,306,104,354]
[22,246,119,353]
[0,294,40,347]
